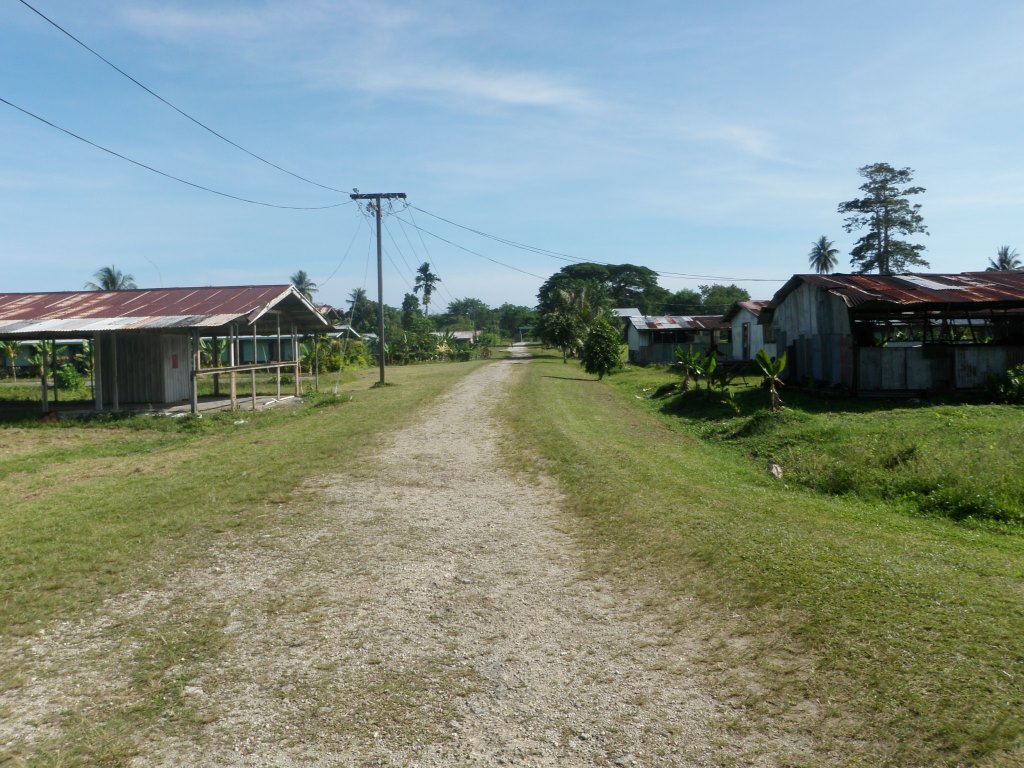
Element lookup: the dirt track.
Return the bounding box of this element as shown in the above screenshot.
[5,348,731,766]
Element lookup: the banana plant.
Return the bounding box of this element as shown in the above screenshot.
[674,347,704,391]
[755,349,787,412]
[0,339,19,381]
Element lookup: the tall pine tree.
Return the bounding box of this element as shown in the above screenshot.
[838,163,929,274]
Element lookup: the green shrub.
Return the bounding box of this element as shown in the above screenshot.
[55,364,83,390]
[918,484,1020,524]
[991,363,1024,403]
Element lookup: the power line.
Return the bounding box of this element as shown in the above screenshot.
[401,207,456,308]
[1,96,348,210]
[389,216,456,309]
[409,203,785,283]
[394,214,545,280]
[16,0,348,196]
[317,212,366,289]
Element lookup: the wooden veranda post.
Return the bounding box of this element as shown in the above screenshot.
[40,342,49,413]
[92,332,102,411]
[275,314,282,400]
[190,330,200,415]
[251,325,257,411]
[293,324,300,397]
[229,324,237,411]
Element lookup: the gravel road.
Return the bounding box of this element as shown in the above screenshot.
[6,348,732,766]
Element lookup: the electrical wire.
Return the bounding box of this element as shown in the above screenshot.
[396,208,456,309]
[317,212,365,289]
[386,218,455,310]
[16,0,349,195]
[409,203,784,283]
[393,214,545,280]
[0,96,348,210]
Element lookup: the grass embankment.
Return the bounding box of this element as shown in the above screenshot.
[627,366,1024,526]
[0,361,486,764]
[505,353,1024,767]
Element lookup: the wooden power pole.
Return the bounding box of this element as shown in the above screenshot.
[350,191,406,386]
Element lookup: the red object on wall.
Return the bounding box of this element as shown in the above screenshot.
[172,353,178,369]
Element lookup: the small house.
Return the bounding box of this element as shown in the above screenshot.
[723,300,774,361]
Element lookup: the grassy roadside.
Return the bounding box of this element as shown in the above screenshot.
[503,351,1024,766]
[0,360,486,764]
[1,362,491,632]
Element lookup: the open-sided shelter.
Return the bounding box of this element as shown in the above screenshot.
[762,272,1024,394]
[0,285,330,413]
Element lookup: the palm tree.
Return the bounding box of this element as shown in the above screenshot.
[808,236,839,274]
[987,246,1021,271]
[413,262,440,316]
[290,270,318,301]
[85,265,136,291]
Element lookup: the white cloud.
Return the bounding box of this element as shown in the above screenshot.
[118,1,600,114]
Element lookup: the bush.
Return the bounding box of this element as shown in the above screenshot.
[55,364,83,390]
[581,319,623,380]
[917,484,1020,524]
[990,363,1024,403]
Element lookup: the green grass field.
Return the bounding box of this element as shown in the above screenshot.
[504,352,1024,766]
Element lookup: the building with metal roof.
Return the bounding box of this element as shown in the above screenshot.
[762,272,1024,394]
[0,285,330,414]
[723,300,774,362]
[623,314,730,364]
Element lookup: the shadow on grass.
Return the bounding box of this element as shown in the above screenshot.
[652,381,978,423]
[542,375,600,383]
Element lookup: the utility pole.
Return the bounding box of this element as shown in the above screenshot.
[350,191,406,386]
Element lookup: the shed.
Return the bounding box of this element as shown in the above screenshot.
[763,272,1024,394]
[624,314,730,364]
[0,285,330,413]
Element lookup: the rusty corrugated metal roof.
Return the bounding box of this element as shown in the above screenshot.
[0,285,330,337]
[723,300,771,322]
[771,272,1024,310]
[627,314,728,331]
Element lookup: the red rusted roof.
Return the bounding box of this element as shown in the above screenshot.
[723,299,771,322]
[627,314,728,331]
[770,272,1024,310]
[0,285,330,337]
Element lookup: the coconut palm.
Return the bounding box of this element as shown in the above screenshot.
[85,265,136,291]
[290,270,318,301]
[987,246,1021,271]
[808,236,839,274]
[413,262,441,316]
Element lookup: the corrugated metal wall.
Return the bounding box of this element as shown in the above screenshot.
[98,332,192,404]
[856,345,1023,392]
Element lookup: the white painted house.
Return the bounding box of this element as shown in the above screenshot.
[723,300,774,362]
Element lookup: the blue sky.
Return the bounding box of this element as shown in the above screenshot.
[3,1,1024,312]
